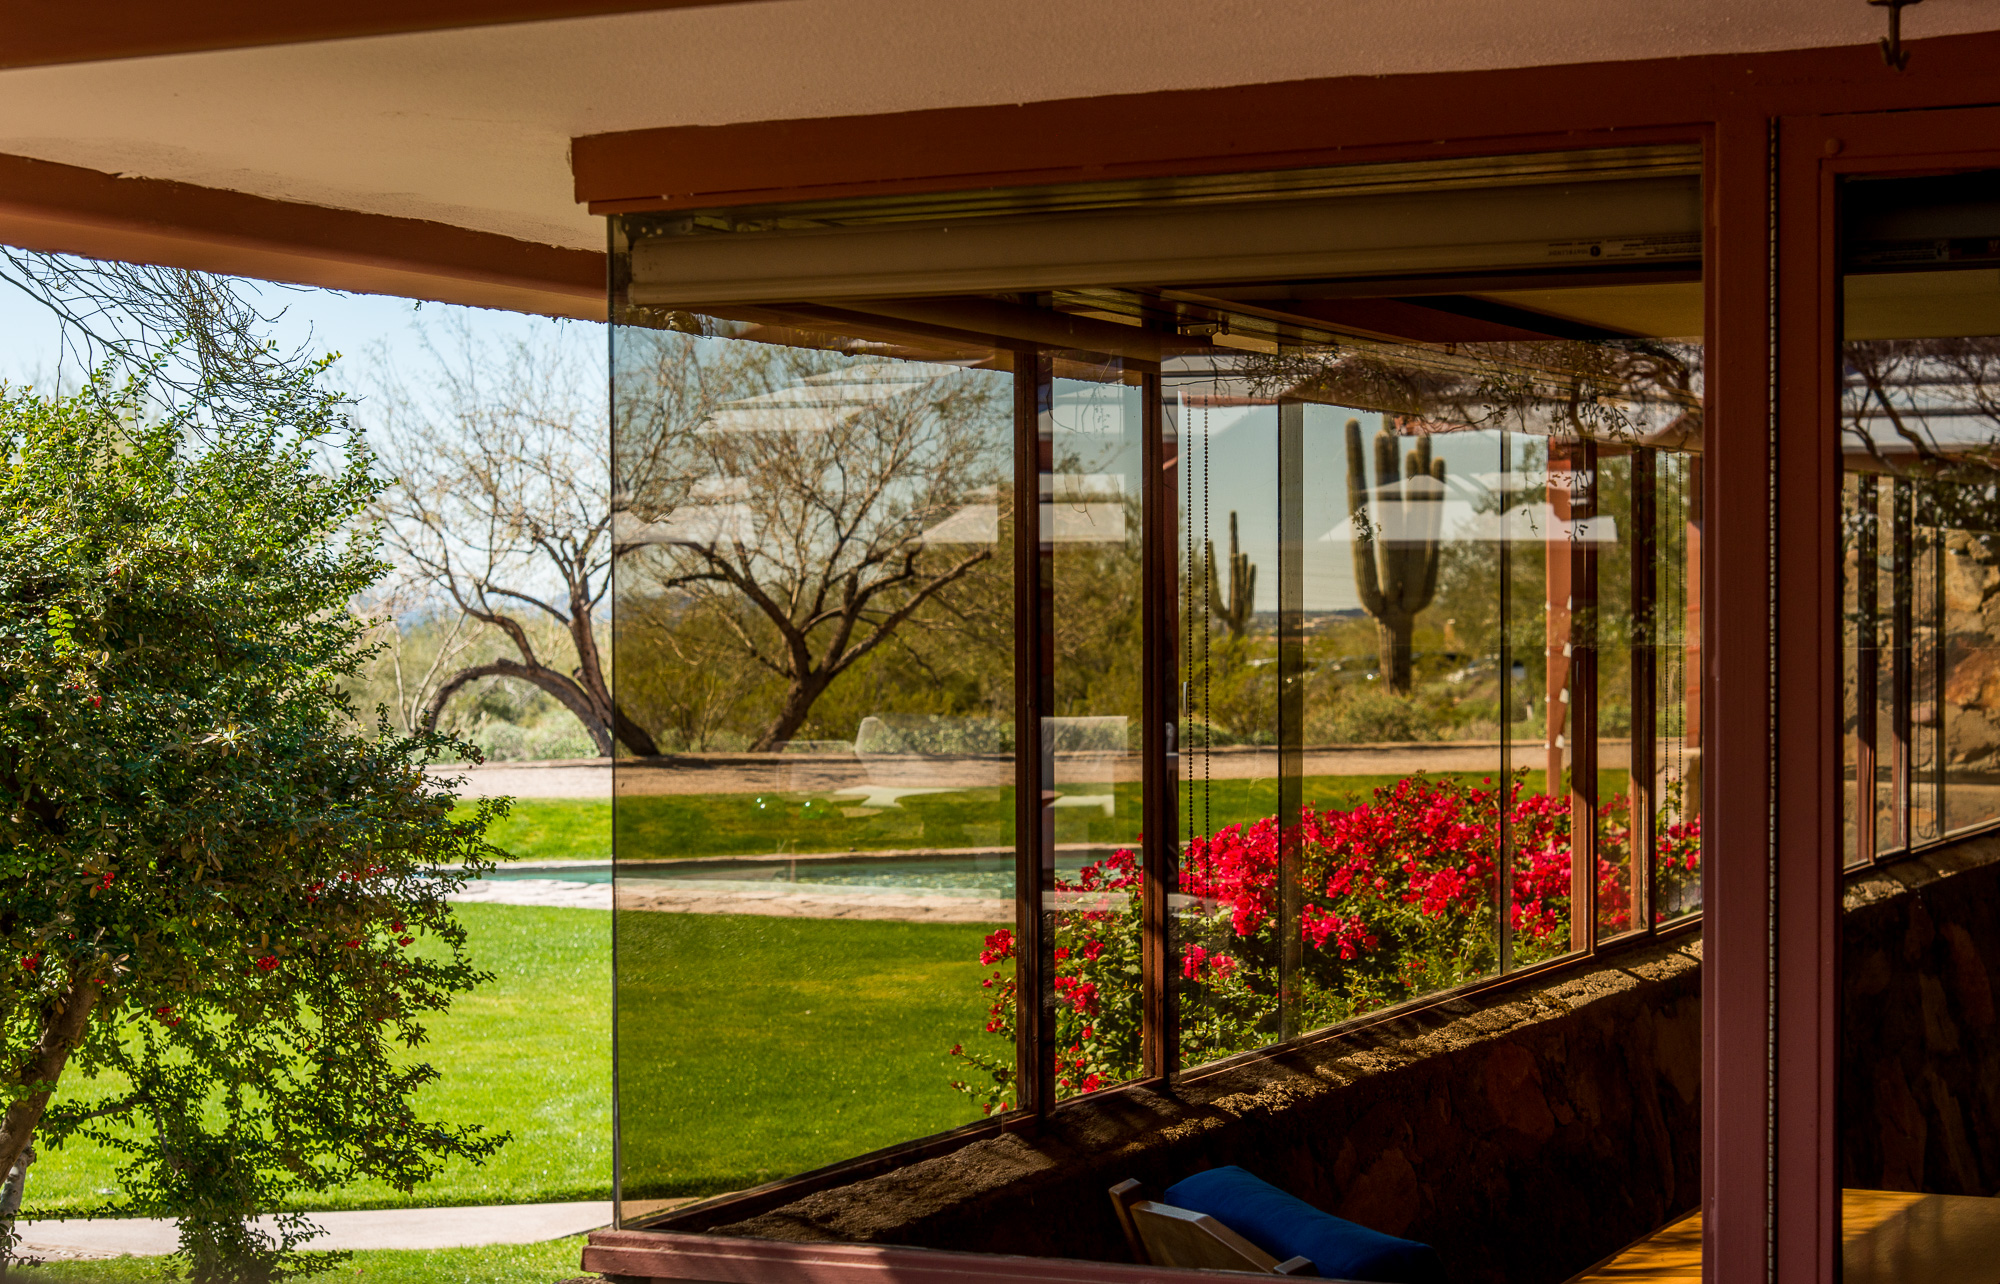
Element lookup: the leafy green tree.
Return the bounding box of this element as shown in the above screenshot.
[0,369,506,1281]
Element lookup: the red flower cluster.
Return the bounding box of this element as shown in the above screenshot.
[1181,944,1239,981]
[979,928,1014,966]
[950,772,1703,1115]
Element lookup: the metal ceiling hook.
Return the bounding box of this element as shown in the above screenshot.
[1869,0,1926,72]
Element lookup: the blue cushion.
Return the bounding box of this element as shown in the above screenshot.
[1161,1166,1446,1284]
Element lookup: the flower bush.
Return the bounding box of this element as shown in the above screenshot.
[0,370,504,1282]
[949,773,1700,1112]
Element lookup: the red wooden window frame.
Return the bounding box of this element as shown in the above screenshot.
[1766,105,2000,1284]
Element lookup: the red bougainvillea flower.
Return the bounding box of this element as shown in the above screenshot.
[953,772,1701,1120]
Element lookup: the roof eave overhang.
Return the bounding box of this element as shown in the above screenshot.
[0,151,604,320]
[0,1,761,70]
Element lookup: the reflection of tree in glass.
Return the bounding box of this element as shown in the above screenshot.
[1841,338,2000,786]
[619,335,1010,751]
[1241,336,1701,448]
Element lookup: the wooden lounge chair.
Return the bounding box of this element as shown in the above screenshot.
[1109,1179,1315,1275]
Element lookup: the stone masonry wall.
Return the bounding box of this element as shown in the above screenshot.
[1841,830,2000,1194]
[701,938,1703,1284]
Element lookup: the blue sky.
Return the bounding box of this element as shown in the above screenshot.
[0,266,604,407]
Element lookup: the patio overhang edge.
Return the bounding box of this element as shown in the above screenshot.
[0,150,604,320]
[570,27,2000,214]
[0,0,767,70]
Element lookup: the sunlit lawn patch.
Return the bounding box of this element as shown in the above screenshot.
[24,905,610,1216]
[614,912,1002,1200]
[27,906,999,1215]
[10,1237,587,1284]
[458,798,611,863]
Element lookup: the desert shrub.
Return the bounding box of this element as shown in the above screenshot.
[1312,683,1439,743]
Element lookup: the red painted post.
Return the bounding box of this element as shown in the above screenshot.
[1769,112,1842,1284]
[1703,114,1780,1284]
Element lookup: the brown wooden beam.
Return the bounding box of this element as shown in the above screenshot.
[0,151,602,320]
[0,2,765,70]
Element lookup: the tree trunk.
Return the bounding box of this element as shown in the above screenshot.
[747,676,830,753]
[610,701,660,758]
[0,1141,34,1265]
[422,659,613,757]
[0,978,97,1229]
[1375,614,1416,694]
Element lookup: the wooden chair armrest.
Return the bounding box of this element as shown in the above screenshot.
[1107,1179,1150,1265]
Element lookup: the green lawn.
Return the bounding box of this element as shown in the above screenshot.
[23,904,611,1217]
[614,912,1003,1200]
[10,1237,585,1284]
[467,798,611,863]
[611,770,1604,864]
[24,905,1003,1215]
[24,766,1619,1221]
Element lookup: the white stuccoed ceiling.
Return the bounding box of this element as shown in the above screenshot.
[0,0,1992,252]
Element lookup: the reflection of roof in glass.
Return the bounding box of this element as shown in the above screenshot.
[917,502,1128,545]
[1319,501,1618,544]
[701,360,968,433]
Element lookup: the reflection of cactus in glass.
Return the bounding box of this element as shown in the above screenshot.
[1207,510,1257,641]
[1346,417,1445,693]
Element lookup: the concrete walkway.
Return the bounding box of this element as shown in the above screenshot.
[425,741,1634,804]
[450,875,611,910]
[425,759,610,799]
[15,1200,612,1260]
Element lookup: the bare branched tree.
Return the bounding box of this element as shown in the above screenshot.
[372,321,660,757]
[619,332,1008,751]
[0,250,314,416]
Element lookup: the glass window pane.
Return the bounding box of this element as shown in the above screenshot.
[1839,167,2000,1210]
[1653,452,1704,921]
[1168,312,1704,1077]
[1043,359,1148,1100]
[610,316,1017,1216]
[607,145,1708,1217]
[1842,174,2000,847]
[1172,378,1281,1065]
[1290,412,1506,1023]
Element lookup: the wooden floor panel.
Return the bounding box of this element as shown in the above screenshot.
[1571,1191,2000,1284]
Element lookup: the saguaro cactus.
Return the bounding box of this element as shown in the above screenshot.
[1346,417,1446,692]
[1207,510,1257,641]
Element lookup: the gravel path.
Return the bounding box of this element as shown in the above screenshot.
[426,741,1627,802]
[445,877,1014,921]
[425,759,610,799]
